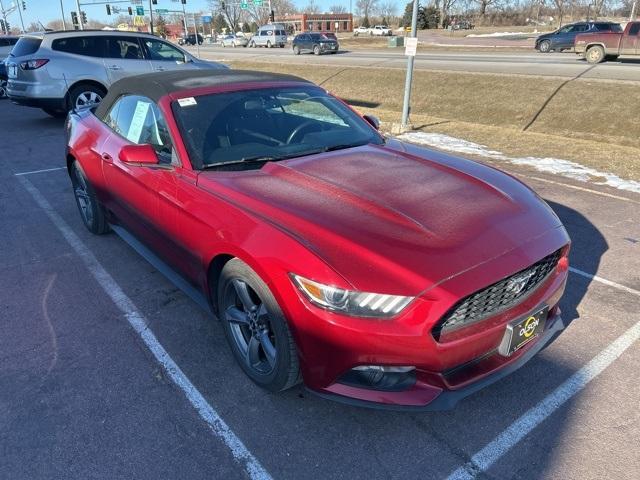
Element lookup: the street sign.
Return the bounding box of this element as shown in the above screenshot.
[240,1,248,9]
[201,15,212,23]
[253,0,263,5]
[405,37,418,56]
[136,6,144,16]
[156,9,168,14]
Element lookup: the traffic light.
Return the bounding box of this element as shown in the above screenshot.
[128,7,133,15]
[269,10,275,22]
[0,19,5,34]
[71,11,78,25]
[106,5,111,15]
[152,0,157,4]
[221,1,225,9]
[182,0,187,4]
[22,1,26,11]
[81,11,87,24]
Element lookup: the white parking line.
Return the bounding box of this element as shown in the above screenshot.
[447,271,640,480]
[18,177,272,480]
[570,267,640,297]
[14,167,66,176]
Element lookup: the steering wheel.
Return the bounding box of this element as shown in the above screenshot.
[286,121,320,145]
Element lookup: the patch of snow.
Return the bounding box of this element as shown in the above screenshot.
[466,31,531,37]
[398,132,640,194]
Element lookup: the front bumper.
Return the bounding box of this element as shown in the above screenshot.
[308,308,565,410]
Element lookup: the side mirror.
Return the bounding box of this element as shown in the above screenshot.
[119,144,159,165]
[363,114,380,130]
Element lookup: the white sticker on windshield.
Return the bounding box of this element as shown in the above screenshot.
[178,97,197,107]
[126,101,151,143]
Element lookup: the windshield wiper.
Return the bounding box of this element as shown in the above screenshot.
[202,155,277,169]
[322,141,370,152]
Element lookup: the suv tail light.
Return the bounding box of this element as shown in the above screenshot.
[20,59,49,70]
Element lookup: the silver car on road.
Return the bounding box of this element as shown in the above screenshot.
[6,30,226,117]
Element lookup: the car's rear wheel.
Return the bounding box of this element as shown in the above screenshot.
[586,45,605,64]
[218,259,300,392]
[313,45,321,55]
[293,45,300,55]
[70,161,110,235]
[68,84,105,112]
[538,40,551,53]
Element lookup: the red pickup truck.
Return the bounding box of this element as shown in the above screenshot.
[575,21,640,63]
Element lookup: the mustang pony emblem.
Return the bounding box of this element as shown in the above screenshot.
[506,270,536,295]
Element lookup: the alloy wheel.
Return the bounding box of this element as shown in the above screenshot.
[73,167,94,226]
[224,279,277,375]
[0,79,7,99]
[75,91,102,110]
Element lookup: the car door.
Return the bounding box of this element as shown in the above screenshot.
[552,25,574,49]
[141,37,192,72]
[103,36,152,83]
[621,23,640,55]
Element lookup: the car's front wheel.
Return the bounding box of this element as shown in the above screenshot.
[538,40,551,53]
[0,79,7,99]
[313,45,321,55]
[293,45,300,55]
[70,161,110,235]
[218,259,301,392]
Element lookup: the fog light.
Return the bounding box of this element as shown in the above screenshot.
[341,366,416,391]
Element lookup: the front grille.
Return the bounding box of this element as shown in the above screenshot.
[433,249,562,338]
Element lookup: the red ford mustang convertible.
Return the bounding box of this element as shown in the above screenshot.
[65,70,570,409]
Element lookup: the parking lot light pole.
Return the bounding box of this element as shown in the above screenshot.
[400,0,419,130]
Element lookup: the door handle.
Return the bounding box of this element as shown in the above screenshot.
[108,65,123,70]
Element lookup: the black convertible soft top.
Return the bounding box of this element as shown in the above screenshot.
[94,69,311,118]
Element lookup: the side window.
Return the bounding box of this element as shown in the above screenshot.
[52,36,104,57]
[575,25,588,32]
[144,39,185,62]
[107,95,175,162]
[104,37,143,60]
[629,24,640,36]
[260,31,267,36]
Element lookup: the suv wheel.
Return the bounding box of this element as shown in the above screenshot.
[313,45,321,55]
[586,45,605,64]
[0,79,7,99]
[249,40,255,48]
[68,84,106,111]
[266,40,272,48]
[293,45,300,55]
[538,40,551,53]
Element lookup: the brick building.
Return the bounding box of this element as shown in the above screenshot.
[274,13,353,33]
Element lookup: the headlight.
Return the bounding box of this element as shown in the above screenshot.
[291,274,413,318]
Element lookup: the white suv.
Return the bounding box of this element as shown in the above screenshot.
[371,25,393,36]
[6,30,226,117]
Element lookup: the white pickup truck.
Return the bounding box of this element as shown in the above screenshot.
[371,25,393,36]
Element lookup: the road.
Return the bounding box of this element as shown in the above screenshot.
[191,45,640,82]
[1,100,639,480]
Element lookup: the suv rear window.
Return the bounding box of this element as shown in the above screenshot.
[594,23,622,32]
[52,36,104,57]
[10,37,42,57]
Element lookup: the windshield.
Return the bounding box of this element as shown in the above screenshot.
[172,86,384,170]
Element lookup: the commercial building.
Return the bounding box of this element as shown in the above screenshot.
[274,13,353,33]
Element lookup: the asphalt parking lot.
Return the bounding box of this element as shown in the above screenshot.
[1,100,638,480]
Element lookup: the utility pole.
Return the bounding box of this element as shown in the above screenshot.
[0,0,9,35]
[75,0,83,29]
[16,0,25,32]
[59,0,66,30]
[400,0,419,129]
[148,0,154,35]
[182,0,188,37]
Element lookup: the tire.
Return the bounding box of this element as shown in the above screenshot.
[266,40,272,48]
[42,108,67,118]
[232,42,236,48]
[70,160,110,235]
[538,40,551,53]
[293,45,300,55]
[586,45,605,64]
[280,44,285,48]
[313,45,321,55]
[0,79,7,99]
[68,83,106,112]
[218,258,301,392]
[249,40,255,48]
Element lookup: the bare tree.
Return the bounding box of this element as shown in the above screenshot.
[356,0,380,18]
[473,0,498,16]
[376,1,398,17]
[303,0,321,12]
[329,4,348,13]
[209,0,243,32]
[553,0,567,25]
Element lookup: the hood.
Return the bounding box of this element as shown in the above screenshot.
[197,144,564,294]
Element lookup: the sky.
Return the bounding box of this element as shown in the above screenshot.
[0,0,360,29]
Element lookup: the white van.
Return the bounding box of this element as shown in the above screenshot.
[249,25,287,48]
